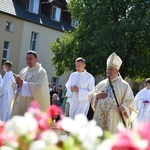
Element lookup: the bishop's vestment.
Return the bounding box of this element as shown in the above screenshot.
[89,76,137,133]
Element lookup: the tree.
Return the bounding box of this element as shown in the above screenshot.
[51,0,150,79]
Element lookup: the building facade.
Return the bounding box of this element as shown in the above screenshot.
[0,0,74,88]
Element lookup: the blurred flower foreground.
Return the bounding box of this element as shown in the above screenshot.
[0,101,150,150]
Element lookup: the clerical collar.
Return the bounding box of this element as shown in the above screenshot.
[27,63,39,70]
[108,76,118,84]
[78,69,86,75]
[111,76,118,82]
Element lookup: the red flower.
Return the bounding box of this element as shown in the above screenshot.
[46,105,62,119]
[0,121,6,146]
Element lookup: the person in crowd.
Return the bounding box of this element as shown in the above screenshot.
[57,85,63,104]
[49,83,52,93]
[134,78,150,122]
[48,83,52,104]
[89,52,137,133]
[51,93,61,122]
[51,93,61,107]
[50,85,57,105]
[0,61,15,121]
[61,87,68,113]
[66,57,95,119]
[11,50,50,116]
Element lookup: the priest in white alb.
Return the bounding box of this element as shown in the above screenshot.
[135,78,150,122]
[66,57,95,119]
[11,51,50,117]
[89,52,137,133]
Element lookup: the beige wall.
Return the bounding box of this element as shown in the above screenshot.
[0,13,23,75]
[0,13,71,88]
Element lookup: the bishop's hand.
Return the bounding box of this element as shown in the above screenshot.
[96,91,108,99]
[118,105,128,118]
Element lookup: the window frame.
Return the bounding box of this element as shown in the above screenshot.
[30,32,39,52]
[2,41,11,65]
[51,77,59,89]
[5,21,13,32]
[51,6,61,22]
[28,0,40,14]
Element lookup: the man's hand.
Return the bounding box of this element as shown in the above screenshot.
[71,85,79,92]
[15,76,23,87]
[118,105,128,118]
[96,91,108,99]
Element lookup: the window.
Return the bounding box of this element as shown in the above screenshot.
[2,41,11,65]
[51,6,61,22]
[5,21,13,32]
[51,77,59,89]
[71,19,78,27]
[29,0,40,14]
[30,32,39,51]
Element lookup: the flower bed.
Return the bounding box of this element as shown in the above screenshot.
[0,101,150,150]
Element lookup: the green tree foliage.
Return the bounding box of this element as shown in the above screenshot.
[51,0,150,79]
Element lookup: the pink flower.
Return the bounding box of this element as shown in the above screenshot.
[137,122,150,140]
[0,131,4,146]
[30,101,40,109]
[0,120,6,146]
[28,100,41,114]
[111,129,139,150]
[36,113,50,131]
[0,120,5,132]
[0,130,6,146]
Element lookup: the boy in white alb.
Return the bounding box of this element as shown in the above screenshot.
[66,57,95,119]
[0,61,15,121]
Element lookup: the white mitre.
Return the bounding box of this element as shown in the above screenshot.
[107,52,122,70]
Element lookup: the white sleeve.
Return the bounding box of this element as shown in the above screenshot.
[78,77,95,101]
[65,74,72,98]
[0,74,2,83]
[21,81,32,97]
[134,93,140,109]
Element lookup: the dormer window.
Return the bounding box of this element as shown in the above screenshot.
[29,0,40,14]
[51,6,61,22]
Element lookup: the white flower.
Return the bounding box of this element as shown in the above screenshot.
[40,130,59,145]
[60,117,79,134]
[61,114,103,150]
[4,132,19,148]
[96,139,113,150]
[29,140,46,150]
[61,114,102,134]
[0,146,15,150]
[4,112,38,139]
[77,120,102,150]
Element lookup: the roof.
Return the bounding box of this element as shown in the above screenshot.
[0,0,73,32]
